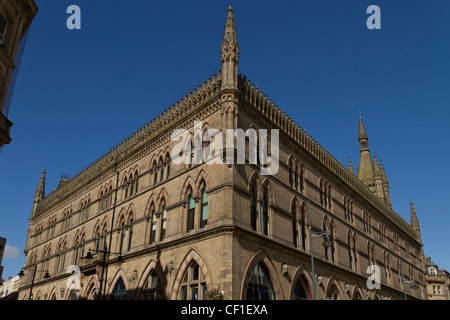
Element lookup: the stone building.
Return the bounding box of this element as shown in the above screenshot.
[18,7,426,300]
[424,257,449,300]
[0,0,38,148]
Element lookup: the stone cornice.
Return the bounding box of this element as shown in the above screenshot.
[236,75,419,243]
[33,72,223,218]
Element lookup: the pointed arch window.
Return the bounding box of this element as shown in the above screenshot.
[292,277,309,300]
[112,277,127,301]
[187,189,195,232]
[119,221,126,254]
[144,270,161,300]
[149,204,157,244]
[260,194,268,236]
[250,186,257,231]
[246,263,275,300]
[179,261,207,300]
[160,200,167,241]
[200,185,208,229]
[127,217,134,252]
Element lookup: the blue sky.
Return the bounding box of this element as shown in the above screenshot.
[0,0,449,280]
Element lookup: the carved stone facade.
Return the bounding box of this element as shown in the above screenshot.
[19,7,426,300]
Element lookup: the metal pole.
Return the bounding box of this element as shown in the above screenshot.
[28,266,37,300]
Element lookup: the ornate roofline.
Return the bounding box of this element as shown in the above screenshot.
[34,71,222,217]
[237,74,419,242]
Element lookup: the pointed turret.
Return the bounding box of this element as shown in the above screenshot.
[31,167,46,218]
[221,6,239,89]
[410,199,421,241]
[357,116,374,185]
[373,152,385,202]
[34,167,46,202]
[379,159,392,207]
[348,156,355,176]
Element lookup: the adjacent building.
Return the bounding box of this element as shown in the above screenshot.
[18,7,426,300]
[0,0,38,149]
[425,257,449,300]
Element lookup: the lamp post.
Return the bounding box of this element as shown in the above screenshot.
[399,260,419,300]
[18,266,50,300]
[81,246,123,300]
[82,155,121,300]
[307,200,333,300]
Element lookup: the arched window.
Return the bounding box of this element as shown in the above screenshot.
[200,185,208,229]
[179,261,207,300]
[292,277,309,300]
[250,186,257,231]
[154,164,159,185]
[149,205,157,244]
[112,277,127,300]
[160,200,167,241]
[187,189,195,232]
[246,263,275,300]
[144,270,161,300]
[119,221,126,254]
[261,194,268,236]
[327,285,340,300]
[127,217,134,252]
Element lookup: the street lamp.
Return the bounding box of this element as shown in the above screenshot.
[81,246,124,300]
[18,266,50,300]
[399,260,419,300]
[307,200,334,300]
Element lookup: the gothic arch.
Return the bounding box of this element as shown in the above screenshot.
[144,193,158,217]
[195,169,209,194]
[289,265,313,300]
[323,275,345,300]
[180,176,196,202]
[48,286,58,300]
[170,249,213,300]
[261,178,275,206]
[135,259,166,300]
[240,250,284,300]
[350,283,366,300]
[107,268,131,298]
[248,171,262,199]
[81,276,99,300]
[157,188,169,211]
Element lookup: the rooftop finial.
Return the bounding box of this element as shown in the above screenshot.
[221,6,239,89]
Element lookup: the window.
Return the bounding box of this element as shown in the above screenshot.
[319,179,331,210]
[246,263,275,300]
[160,201,167,241]
[144,271,161,300]
[150,205,157,244]
[119,221,126,254]
[200,186,208,228]
[344,196,353,223]
[80,197,90,223]
[127,217,134,251]
[112,278,127,300]
[348,232,358,272]
[187,190,195,232]
[292,277,309,300]
[179,262,207,300]
[260,194,268,236]
[250,187,257,231]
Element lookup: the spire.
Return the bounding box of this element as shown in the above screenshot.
[373,152,385,201]
[410,198,421,240]
[221,6,239,89]
[348,156,355,175]
[34,167,46,202]
[380,159,392,207]
[357,115,374,185]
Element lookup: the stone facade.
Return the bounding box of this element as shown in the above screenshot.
[18,7,426,300]
[0,0,38,148]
